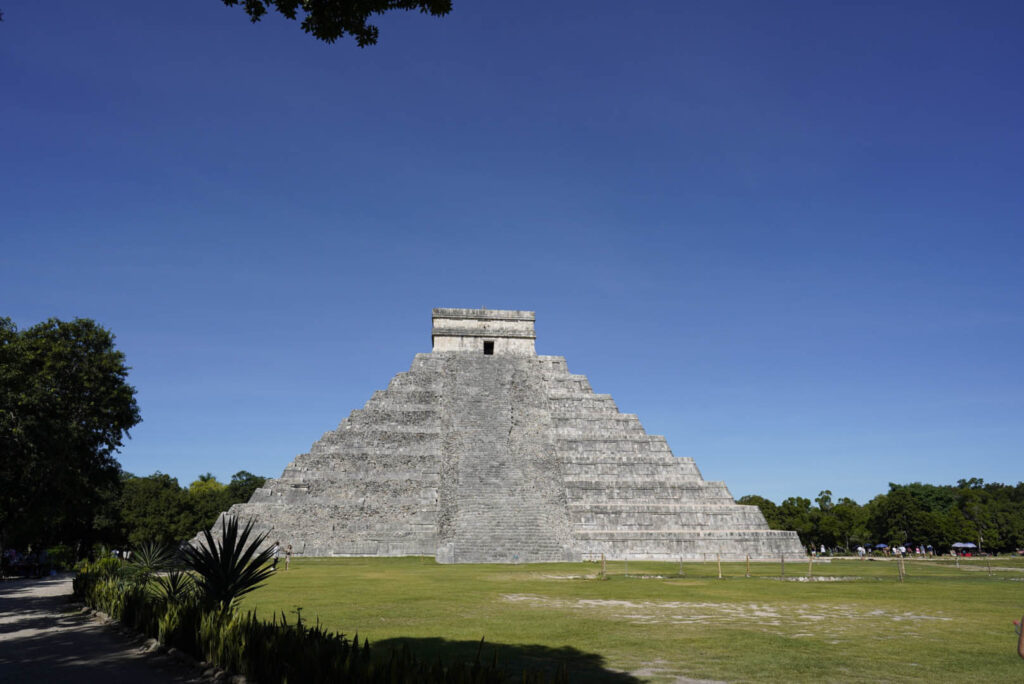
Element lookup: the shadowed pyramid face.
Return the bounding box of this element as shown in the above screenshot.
[218,309,804,563]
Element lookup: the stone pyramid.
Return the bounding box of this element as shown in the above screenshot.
[223,308,804,563]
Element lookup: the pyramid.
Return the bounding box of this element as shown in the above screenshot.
[223,308,805,563]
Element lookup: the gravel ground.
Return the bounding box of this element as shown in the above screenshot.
[0,574,204,684]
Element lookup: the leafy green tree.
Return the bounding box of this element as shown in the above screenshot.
[0,317,141,551]
[742,480,1024,554]
[867,486,921,546]
[226,470,267,503]
[737,495,782,529]
[777,497,815,546]
[120,473,194,547]
[832,497,869,549]
[117,470,269,548]
[221,0,452,46]
[185,473,233,533]
[812,490,840,549]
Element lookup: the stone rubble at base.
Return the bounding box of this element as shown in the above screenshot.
[219,308,805,563]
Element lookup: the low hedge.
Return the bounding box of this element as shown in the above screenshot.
[74,561,565,683]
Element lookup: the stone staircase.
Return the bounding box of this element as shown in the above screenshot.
[435,355,575,563]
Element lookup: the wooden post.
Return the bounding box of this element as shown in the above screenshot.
[807,554,813,578]
[601,553,606,580]
[780,554,785,578]
[679,556,684,577]
[717,553,722,579]
[897,556,904,583]
[624,555,628,578]
[987,556,992,576]
[745,555,750,578]
[955,553,960,569]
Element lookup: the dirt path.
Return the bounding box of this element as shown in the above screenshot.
[0,574,203,684]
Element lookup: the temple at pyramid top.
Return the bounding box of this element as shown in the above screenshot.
[431,307,537,356]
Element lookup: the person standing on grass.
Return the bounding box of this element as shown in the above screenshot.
[285,544,292,570]
[271,541,280,571]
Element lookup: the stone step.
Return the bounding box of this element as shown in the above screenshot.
[563,453,693,464]
[558,437,672,452]
[574,528,804,539]
[563,466,702,480]
[568,502,757,512]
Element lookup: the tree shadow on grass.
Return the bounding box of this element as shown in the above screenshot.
[372,636,641,683]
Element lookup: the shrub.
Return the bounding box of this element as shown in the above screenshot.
[182,515,274,612]
[45,544,76,570]
[151,568,196,605]
[129,541,173,584]
[74,516,555,682]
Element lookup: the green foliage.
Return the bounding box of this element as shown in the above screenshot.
[89,555,126,579]
[115,470,267,550]
[45,544,76,570]
[183,516,275,612]
[158,595,203,653]
[119,472,194,546]
[152,569,196,605]
[221,0,452,46]
[0,317,140,550]
[777,496,815,545]
[187,473,233,532]
[73,557,528,682]
[227,470,266,503]
[736,495,781,528]
[128,541,173,585]
[747,479,1024,553]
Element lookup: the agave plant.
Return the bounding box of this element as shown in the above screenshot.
[151,568,196,605]
[129,541,173,583]
[183,516,275,613]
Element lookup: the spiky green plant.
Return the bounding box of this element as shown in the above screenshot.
[151,568,196,604]
[183,516,274,613]
[129,541,173,584]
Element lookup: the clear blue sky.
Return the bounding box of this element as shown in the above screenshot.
[3,1,1022,504]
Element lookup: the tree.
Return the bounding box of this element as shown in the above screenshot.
[221,0,452,46]
[0,318,141,551]
[117,469,270,548]
[120,473,193,547]
[737,495,782,529]
[777,497,815,546]
[831,497,868,550]
[226,470,266,503]
[185,473,233,534]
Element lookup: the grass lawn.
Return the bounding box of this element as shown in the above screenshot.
[240,555,1024,683]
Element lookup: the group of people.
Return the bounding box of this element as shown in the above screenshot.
[1,548,52,578]
[854,544,935,558]
[270,541,293,571]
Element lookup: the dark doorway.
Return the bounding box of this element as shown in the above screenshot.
[483,341,494,355]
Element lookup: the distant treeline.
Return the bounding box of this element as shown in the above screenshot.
[90,470,266,553]
[739,479,1024,554]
